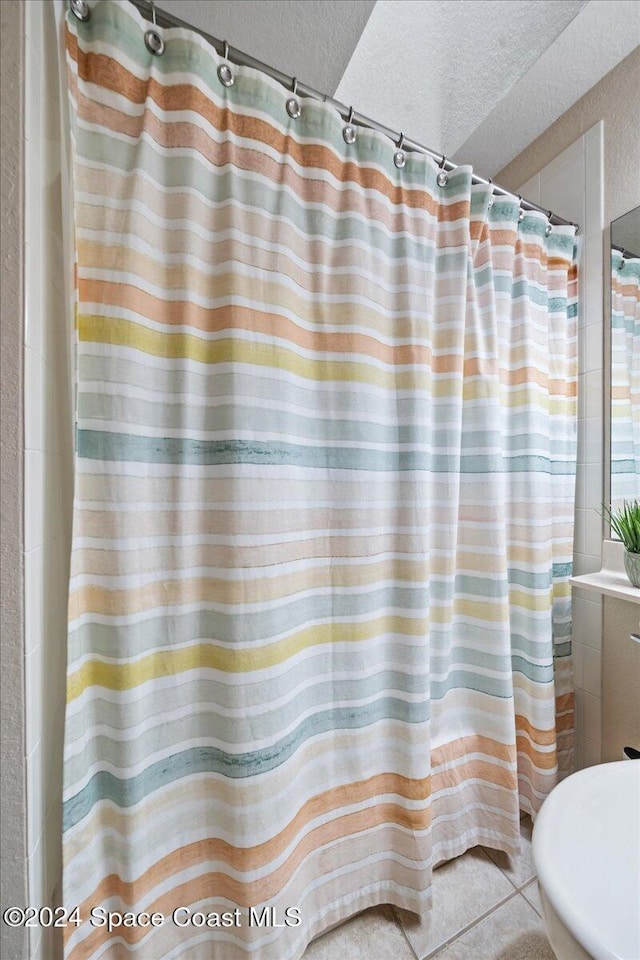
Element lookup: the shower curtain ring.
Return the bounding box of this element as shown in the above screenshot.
[518,196,525,222]
[545,210,553,237]
[144,0,165,55]
[70,0,90,21]
[437,154,448,187]
[286,77,301,118]
[343,106,357,144]
[393,132,406,169]
[217,41,234,85]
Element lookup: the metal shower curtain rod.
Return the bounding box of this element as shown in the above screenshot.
[122,0,578,231]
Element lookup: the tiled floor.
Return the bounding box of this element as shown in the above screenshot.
[304,817,555,960]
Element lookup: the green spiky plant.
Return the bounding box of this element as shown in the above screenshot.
[601,500,640,553]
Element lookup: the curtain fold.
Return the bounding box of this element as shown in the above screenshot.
[62,4,578,958]
[611,250,640,508]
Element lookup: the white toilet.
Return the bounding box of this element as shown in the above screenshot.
[533,761,640,960]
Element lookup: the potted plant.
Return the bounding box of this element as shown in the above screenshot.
[602,500,640,588]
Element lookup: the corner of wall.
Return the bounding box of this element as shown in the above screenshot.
[22,3,74,956]
[0,1,29,959]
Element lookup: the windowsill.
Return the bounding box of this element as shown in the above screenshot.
[570,540,640,605]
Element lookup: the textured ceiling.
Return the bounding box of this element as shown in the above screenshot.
[158,0,376,94]
[335,0,585,158]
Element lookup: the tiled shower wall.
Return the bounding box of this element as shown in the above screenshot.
[23,3,73,958]
[517,122,604,771]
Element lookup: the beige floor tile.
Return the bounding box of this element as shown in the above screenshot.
[434,894,555,960]
[521,880,543,917]
[396,848,513,960]
[303,905,415,960]
[483,815,536,889]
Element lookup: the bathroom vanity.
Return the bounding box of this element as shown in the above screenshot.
[571,541,640,763]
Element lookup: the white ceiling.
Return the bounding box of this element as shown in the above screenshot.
[152,0,639,179]
[336,0,585,164]
[159,0,376,94]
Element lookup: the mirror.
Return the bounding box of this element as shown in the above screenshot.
[609,205,640,514]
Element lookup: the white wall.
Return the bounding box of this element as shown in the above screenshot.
[23,3,73,958]
[1,4,29,957]
[517,123,604,771]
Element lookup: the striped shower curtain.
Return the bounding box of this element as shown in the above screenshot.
[63,3,578,958]
[611,250,640,508]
